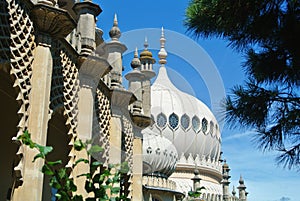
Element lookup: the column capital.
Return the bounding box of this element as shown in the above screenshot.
[73,1,102,17]
[78,55,111,89]
[31,3,76,39]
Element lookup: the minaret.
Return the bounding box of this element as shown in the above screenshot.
[125,48,144,114]
[158,27,168,66]
[191,169,202,193]
[140,37,156,117]
[232,186,238,201]
[104,14,127,88]
[73,0,102,56]
[221,160,231,201]
[237,175,247,201]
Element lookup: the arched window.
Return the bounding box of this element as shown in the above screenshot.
[202,118,208,134]
[192,115,200,133]
[156,113,167,128]
[169,113,179,130]
[209,121,214,135]
[181,114,190,130]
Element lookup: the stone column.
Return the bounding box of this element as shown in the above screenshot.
[237,176,247,201]
[73,56,110,196]
[131,136,143,201]
[221,161,231,201]
[12,33,52,201]
[12,4,75,201]
[73,1,102,56]
[103,14,127,88]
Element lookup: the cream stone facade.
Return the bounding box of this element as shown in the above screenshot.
[0,0,247,200]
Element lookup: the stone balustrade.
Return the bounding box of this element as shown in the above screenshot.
[142,175,177,190]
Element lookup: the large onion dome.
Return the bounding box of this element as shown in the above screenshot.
[150,67,221,165]
[142,129,178,178]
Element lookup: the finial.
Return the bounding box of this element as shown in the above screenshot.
[232,185,236,195]
[130,47,141,69]
[239,175,244,184]
[144,37,149,50]
[160,27,166,48]
[158,26,167,65]
[109,13,121,41]
[113,13,118,26]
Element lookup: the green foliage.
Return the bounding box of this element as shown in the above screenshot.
[188,186,205,200]
[185,0,300,170]
[17,131,130,201]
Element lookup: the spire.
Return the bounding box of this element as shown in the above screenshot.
[144,37,149,50]
[232,185,236,196]
[109,13,121,41]
[130,47,141,69]
[239,175,244,184]
[158,27,167,65]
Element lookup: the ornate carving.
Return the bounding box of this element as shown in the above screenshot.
[4,0,36,187]
[122,116,134,199]
[30,3,76,39]
[49,39,80,171]
[93,88,111,165]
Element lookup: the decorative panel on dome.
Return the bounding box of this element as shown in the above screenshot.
[156,113,167,128]
[181,114,190,130]
[146,147,152,154]
[209,121,214,136]
[155,148,161,155]
[202,118,208,134]
[192,115,200,133]
[169,112,179,130]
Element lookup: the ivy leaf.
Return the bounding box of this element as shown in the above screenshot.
[47,160,62,166]
[87,145,103,155]
[111,187,120,195]
[55,193,62,200]
[41,164,54,176]
[33,153,44,162]
[74,140,84,151]
[74,158,89,167]
[36,144,53,156]
[57,168,67,180]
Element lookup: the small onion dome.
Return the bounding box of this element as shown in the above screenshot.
[130,47,141,69]
[223,160,229,169]
[140,37,155,63]
[109,14,121,41]
[142,128,178,178]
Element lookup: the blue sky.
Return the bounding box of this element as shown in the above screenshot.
[95,1,300,200]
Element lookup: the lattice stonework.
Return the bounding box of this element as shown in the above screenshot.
[122,116,134,199]
[94,88,111,165]
[5,0,36,186]
[61,46,79,170]
[50,39,80,170]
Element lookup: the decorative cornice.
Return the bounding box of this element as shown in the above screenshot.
[131,113,151,128]
[78,55,111,78]
[110,88,136,108]
[30,3,76,39]
[73,1,102,18]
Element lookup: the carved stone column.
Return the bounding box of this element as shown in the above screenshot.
[73,56,111,196]
[73,1,102,56]
[12,3,75,201]
[108,89,135,197]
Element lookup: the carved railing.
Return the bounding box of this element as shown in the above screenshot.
[143,175,177,191]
